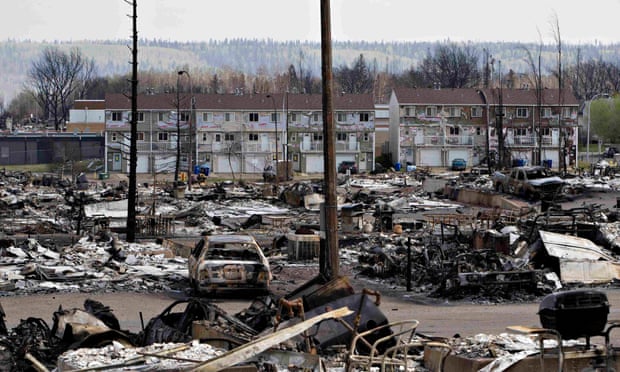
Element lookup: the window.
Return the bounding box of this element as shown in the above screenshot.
[425,106,437,117]
[158,112,166,121]
[248,133,258,141]
[337,113,347,122]
[224,133,235,141]
[542,108,552,118]
[225,112,232,122]
[359,112,369,122]
[313,112,321,122]
[313,133,323,141]
[515,128,527,136]
[562,107,573,118]
[291,134,296,142]
[215,134,221,142]
[158,132,169,141]
[271,112,280,122]
[129,112,144,122]
[249,112,259,122]
[111,132,118,142]
[495,107,506,117]
[202,133,207,141]
[111,112,123,121]
[363,133,370,142]
[179,112,190,122]
[290,113,298,122]
[476,127,483,135]
[448,107,461,117]
[405,106,416,116]
[541,127,551,136]
[471,107,482,118]
[202,112,213,122]
[516,108,529,118]
[336,133,347,141]
[136,132,145,141]
[449,127,460,135]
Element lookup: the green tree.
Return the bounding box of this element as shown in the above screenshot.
[590,96,620,144]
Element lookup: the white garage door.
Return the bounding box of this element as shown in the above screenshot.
[243,155,268,174]
[419,149,442,166]
[137,155,149,173]
[305,155,324,173]
[154,155,176,174]
[541,150,559,169]
[448,149,469,164]
[336,155,356,171]
[215,155,241,174]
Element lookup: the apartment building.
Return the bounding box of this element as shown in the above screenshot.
[104,92,375,175]
[389,87,579,169]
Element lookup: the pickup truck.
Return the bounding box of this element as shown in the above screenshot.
[493,166,564,200]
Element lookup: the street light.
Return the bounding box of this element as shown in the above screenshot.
[266,94,278,184]
[178,70,192,190]
[586,93,610,164]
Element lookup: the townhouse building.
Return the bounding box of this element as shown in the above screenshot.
[104,92,375,175]
[389,87,579,169]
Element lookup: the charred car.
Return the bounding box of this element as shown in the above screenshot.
[188,234,272,295]
[493,165,564,200]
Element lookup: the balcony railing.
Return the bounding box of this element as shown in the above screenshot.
[414,135,473,146]
[506,135,536,146]
[299,142,360,152]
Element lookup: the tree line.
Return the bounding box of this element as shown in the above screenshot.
[3,39,620,138]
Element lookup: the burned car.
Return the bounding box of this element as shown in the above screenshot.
[188,234,272,295]
[493,165,564,200]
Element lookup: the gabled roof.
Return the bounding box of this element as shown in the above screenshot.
[480,88,579,106]
[392,88,484,105]
[73,100,106,110]
[104,93,375,111]
[392,87,579,107]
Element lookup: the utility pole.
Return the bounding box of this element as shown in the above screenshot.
[320,0,339,280]
[126,0,138,243]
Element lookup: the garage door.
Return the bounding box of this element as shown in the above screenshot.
[541,150,559,169]
[243,155,268,174]
[448,149,469,164]
[305,155,324,173]
[419,149,442,166]
[154,155,176,173]
[215,155,241,174]
[336,155,356,172]
[137,155,149,174]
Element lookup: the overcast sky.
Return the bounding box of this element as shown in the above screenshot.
[1,0,618,44]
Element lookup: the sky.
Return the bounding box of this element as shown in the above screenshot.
[1,0,619,44]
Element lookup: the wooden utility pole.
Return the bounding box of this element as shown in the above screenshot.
[126,0,138,242]
[320,0,339,279]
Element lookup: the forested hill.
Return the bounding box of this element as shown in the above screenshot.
[1,38,619,102]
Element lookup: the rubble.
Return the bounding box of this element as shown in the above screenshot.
[2,166,620,369]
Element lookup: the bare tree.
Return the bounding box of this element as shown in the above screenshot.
[28,47,96,130]
[419,42,480,88]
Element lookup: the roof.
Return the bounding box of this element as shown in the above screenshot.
[392,87,579,106]
[73,100,106,110]
[392,88,483,105]
[104,93,375,111]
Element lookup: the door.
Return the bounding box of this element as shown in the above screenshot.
[305,154,324,173]
[137,155,149,173]
[111,153,122,171]
[419,149,442,166]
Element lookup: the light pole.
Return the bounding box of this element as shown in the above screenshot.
[586,93,610,164]
[267,94,278,184]
[174,73,181,184]
[178,70,192,190]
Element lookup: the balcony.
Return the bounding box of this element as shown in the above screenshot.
[506,135,536,147]
[414,135,473,146]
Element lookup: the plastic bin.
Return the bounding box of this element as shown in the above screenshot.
[543,159,552,168]
[194,165,200,174]
[98,172,109,180]
[394,162,401,171]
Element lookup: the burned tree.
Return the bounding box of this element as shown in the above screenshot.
[27,47,96,131]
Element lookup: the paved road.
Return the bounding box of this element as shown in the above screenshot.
[3,285,620,345]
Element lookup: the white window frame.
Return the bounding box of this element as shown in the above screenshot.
[516,107,529,118]
[359,112,369,122]
[337,113,347,122]
[290,113,298,122]
[271,112,280,123]
[111,112,123,121]
[312,113,321,122]
[111,132,118,142]
[249,112,259,122]
[158,132,169,141]
[425,106,437,117]
[448,107,461,117]
[202,112,213,122]
[224,133,235,141]
[336,132,347,141]
[136,132,145,141]
[225,112,232,122]
[405,106,416,116]
[471,107,482,118]
[542,108,552,118]
[248,133,258,141]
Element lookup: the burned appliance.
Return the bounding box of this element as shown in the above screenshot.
[538,289,609,341]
